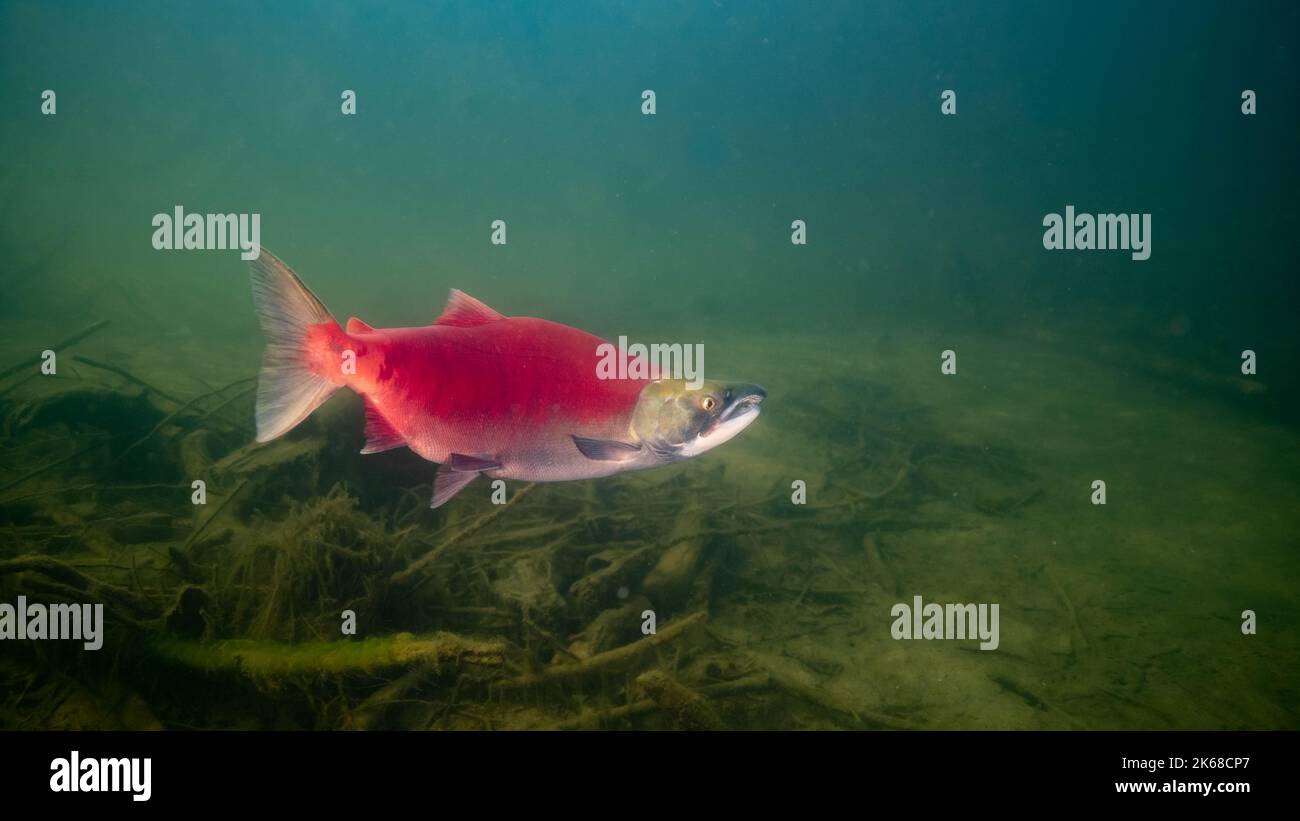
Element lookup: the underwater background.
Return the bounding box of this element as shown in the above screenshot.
[1,0,1297,729]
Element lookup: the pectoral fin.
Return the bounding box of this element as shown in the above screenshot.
[431,468,479,508]
[571,435,642,462]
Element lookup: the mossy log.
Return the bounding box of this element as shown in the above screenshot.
[151,632,507,680]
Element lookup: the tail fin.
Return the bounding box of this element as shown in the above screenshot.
[249,250,342,442]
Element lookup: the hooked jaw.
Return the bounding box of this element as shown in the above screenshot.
[684,383,766,457]
[718,384,766,424]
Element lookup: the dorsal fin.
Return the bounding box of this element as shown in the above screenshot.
[346,317,376,334]
[434,289,506,327]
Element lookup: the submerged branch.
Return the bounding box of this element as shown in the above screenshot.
[390,483,538,588]
[152,632,508,679]
[500,611,706,689]
[70,354,185,406]
[0,319,110,383]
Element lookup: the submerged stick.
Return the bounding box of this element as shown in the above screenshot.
[152,632,508,678]
[114,377,255,463]
[501,611,706,689]
[0,372,39,399]
[1041,563,1088,651]
[990,674,1086,728]
[0,482,183,505]
[555,698,657,729]
[0,555,163,619]
[194,384,256,431]
[0,439,110,496]
[553,675,769,730]
[345,668,439,730]
[862,534,900,596]
[0,319,109,382]
[856,460,911,500]
[391,483,538,588]
[70,354,185,405]
[179,479,249,553]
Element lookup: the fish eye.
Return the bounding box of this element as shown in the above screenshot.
[701,396,717,411]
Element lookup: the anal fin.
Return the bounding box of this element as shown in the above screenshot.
[360,399,408,454]
[431,468,479,508]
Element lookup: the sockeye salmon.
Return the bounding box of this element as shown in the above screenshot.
[249,251,766,507]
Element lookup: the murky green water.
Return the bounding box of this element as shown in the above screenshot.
[1,1,1297,729]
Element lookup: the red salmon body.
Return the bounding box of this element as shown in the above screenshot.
[249,250,764,507]
[332,313,651,481]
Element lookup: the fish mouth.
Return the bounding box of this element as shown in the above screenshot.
[719,384,766,424]
[679,384,765,458]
